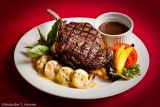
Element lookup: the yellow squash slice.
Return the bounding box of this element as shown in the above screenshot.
[116,47,133,74]
[114,45,125,70]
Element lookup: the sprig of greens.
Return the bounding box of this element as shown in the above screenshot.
[26,19,61,59]
[123,64,140,78]
[109,64,140,80]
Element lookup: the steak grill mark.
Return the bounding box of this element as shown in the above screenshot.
[54,21,109,70]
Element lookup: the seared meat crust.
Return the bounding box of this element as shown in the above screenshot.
[53,21,109,70]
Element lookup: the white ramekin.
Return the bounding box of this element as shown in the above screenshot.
[95,12,134,46]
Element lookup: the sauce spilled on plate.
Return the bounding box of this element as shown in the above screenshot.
[98,22,129,35]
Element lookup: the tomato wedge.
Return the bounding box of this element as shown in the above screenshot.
[107,43,138,68]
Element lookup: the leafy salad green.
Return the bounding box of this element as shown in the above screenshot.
[26,19,61,59]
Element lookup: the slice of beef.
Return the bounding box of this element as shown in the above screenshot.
[52,21,111,70]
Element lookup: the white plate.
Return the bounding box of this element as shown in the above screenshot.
[14,18,149,99]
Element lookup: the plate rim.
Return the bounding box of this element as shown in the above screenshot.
[14,17,150,99]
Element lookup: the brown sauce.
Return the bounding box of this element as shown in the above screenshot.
[98,22,129,35]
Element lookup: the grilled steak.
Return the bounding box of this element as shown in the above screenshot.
[51,20,111,70]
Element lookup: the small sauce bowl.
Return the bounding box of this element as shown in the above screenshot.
[95,12,134,46]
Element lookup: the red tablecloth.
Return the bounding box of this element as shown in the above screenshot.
[0,0,160,107]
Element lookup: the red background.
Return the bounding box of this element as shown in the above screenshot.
[0,0,160,107]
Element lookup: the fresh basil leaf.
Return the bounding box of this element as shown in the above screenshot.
[28,45,49,59]
[47,19,60,47]
[38,28,47,46]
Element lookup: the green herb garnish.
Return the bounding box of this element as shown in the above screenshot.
[123,64,140,78]
[28,45,49,59]
[109,64,140,80]
[26,19,61,59]
[37,28,47,46]
[47,19,61,47]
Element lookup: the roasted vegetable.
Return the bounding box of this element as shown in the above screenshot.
[115,46,133,74]
[108,43,138,68]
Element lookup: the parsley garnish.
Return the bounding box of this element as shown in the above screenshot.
[123,64,140,78]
